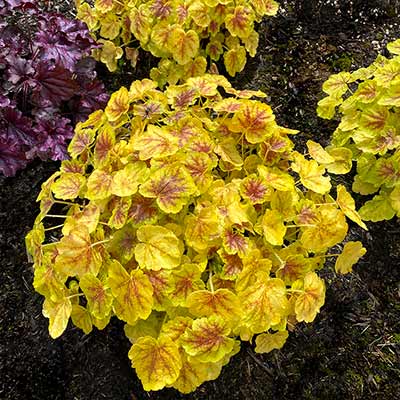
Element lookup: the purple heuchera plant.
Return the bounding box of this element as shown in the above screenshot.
[0,2,109,176]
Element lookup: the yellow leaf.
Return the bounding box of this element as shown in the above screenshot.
[255,330,289,354]
[257,165,295,191]
[336,184,368,230]
[335,241,367,274]
[225,6,254,39]
[105,86,130,122]
[86,170,113,200]
[300,206,348,252]
[108,260,153,325]
[129,6,152,44]
[261,209,286,246]
[169,28,199,65]
[51,173,85,200]
[111,162,149,197]
[133,124,179,160]
[187,289,242,324]
[324,147,353,174]
[292,153,331,194]
[181,316,236,363]
[124,312,163,343]
[306,140,335,164]
[294,272,325,323]
[184,204,222,252]
[129,336,182,391]
[43,295,72,339]
[55,226,102,277]
[134,225,183,270]
[160,316,193,343]
[168,264,205,307]
[238,273,288,333]
[387,38,400,55]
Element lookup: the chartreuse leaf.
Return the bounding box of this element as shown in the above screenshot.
[107,260,153,325]
[255,330,289,354]
[336,185,368,230]
[294,272,325,323]
[135,225,183,271]
[80,274,113,319]
[71,305,93,334]
[43,294,72,339]
[322,72,352,96]
[224,46,247,77]
[184,204,222,252]
[98,39,123,72]
[335,241,367,274]
[186,289,242,324]
[387,38,400,54]
[358,194,396,221]
[324,147,353,174]
[33,252,65,302]
[124,312,164,344]
[238,272,288,334]
[169,351,210,394]
[181,316,236,363]
[129,336,182,391]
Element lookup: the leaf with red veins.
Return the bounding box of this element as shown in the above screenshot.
[222,229,249,256]
[94,125,115,166]
[168,264,205,307]
[181,316,236,363]
[219,252,243,280]
[240,174,271,204]
[296,202,318,225]
[107,260,153,325]
[230,100,276,144]
[139,166,196,213]
[144,269,172,311]
[184,152,216,193]
[150,0,172,18]
[108,197,131,229]
[259,134,292,165]
[225,6,254,39]
[127,195,160,226]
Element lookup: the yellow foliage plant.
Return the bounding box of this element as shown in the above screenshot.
[26,75,367,393]
[76,0,279,82]
[317,38,400,222]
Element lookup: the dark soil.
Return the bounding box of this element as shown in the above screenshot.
[1,2,400,400]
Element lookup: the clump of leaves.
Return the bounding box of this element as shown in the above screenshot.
[0,1,109,176]
[317,39,400,222]
[77,0,279,84]
[26,75,366,393]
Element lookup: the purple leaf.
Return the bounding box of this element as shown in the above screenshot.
[0,135,27,177]
[0,106,36,146]
[33,61,79,106]
[4,54,34,84]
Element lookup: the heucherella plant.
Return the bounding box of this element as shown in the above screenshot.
[317,39,400,222]
[76,0,279,82]
[26,75,366,393]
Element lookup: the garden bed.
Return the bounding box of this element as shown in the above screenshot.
[0,1,399,399]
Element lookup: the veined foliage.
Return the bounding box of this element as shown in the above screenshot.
[76,0,279,82]
[27,75,366,393]
[317,39,400,222]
